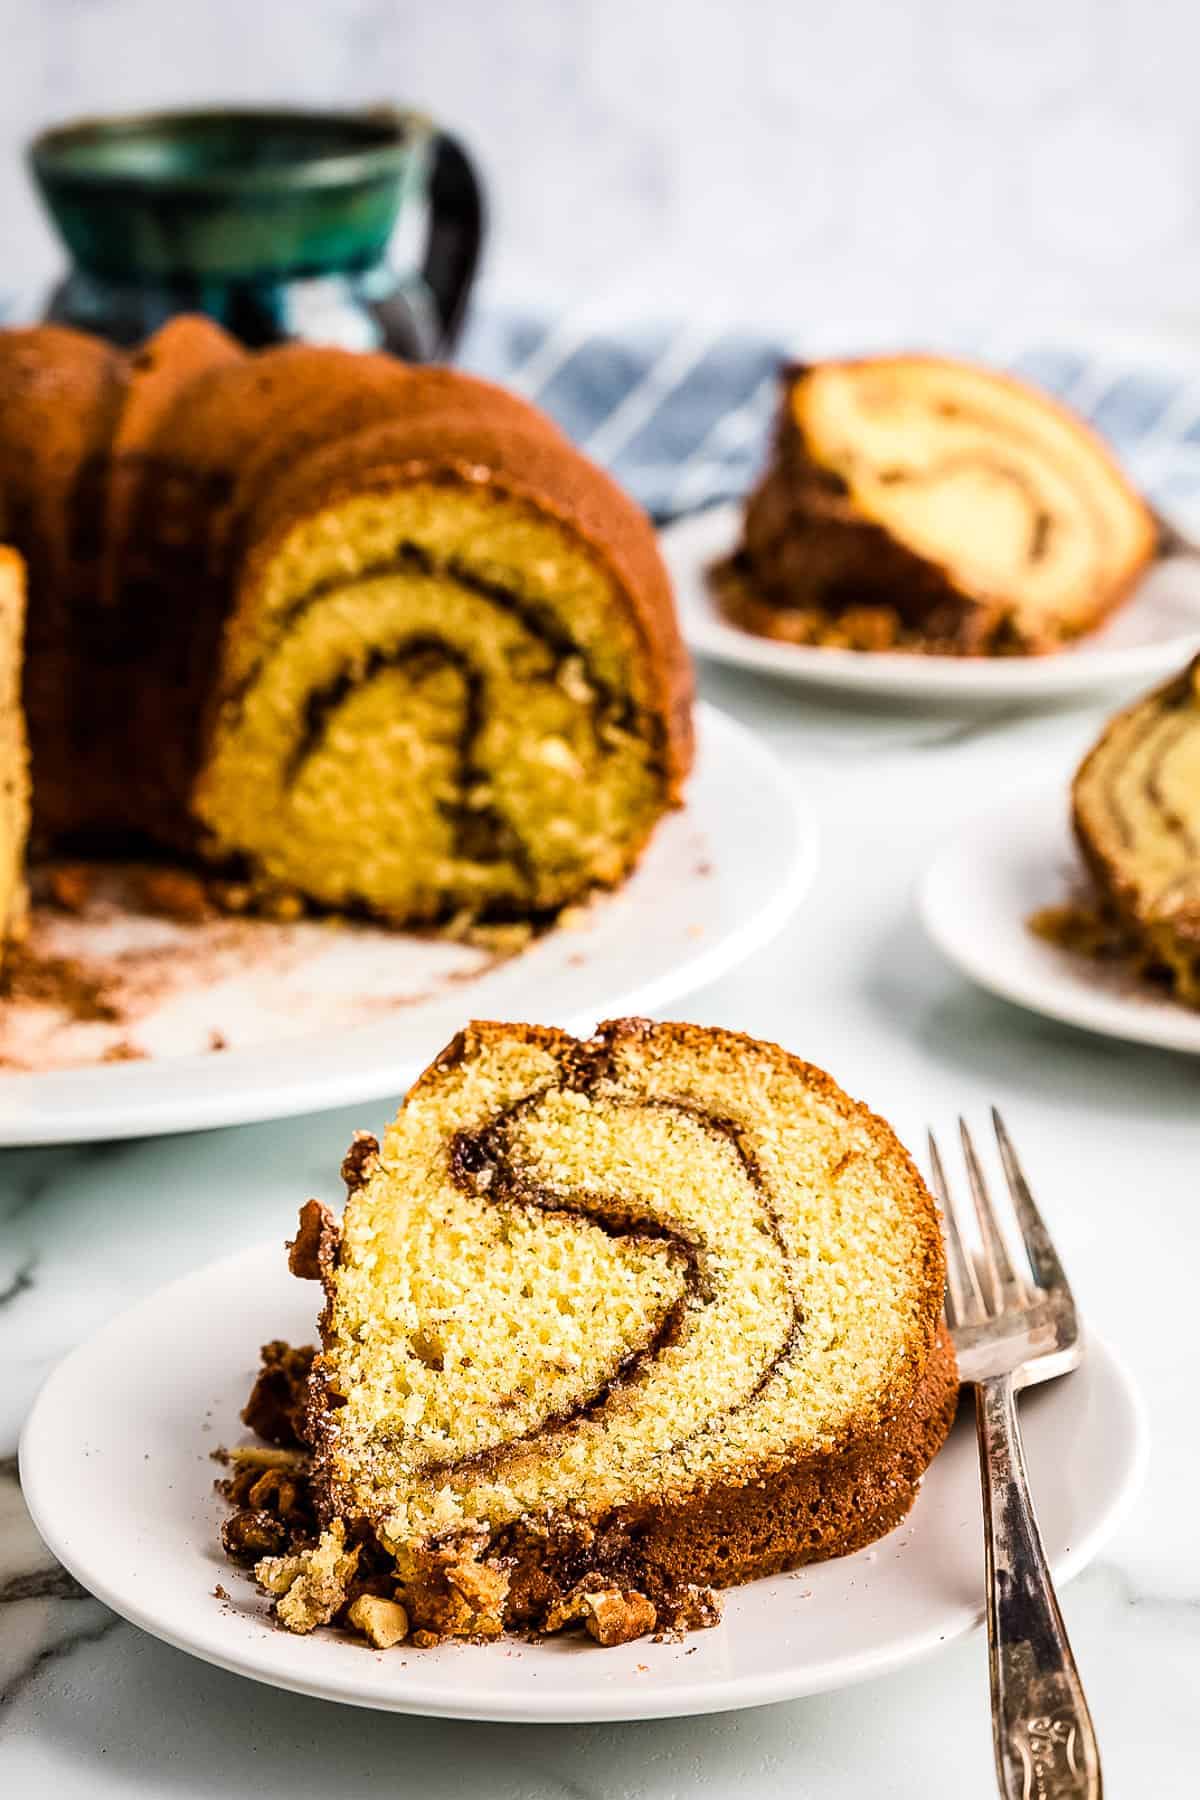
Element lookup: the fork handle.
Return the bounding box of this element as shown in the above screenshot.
[975,1373,1102,1798]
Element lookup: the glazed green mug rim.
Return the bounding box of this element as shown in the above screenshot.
[29,103,433,197]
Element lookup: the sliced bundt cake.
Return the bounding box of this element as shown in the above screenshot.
[0,550,29,968]
[1067,657,1200,1005]
[0,318,692,926]
[221,1019,957,1646]
[717,355,1156,655]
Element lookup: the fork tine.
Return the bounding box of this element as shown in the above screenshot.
[959,1117,1025,1310]
[992,1107,1070,1294]
[927,1128,985,1326]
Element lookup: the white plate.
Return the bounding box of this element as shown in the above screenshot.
[0,704,815,1145]
[919,784,1200,1054]
[662,502,1200,703]
[20,1239,1145,1724]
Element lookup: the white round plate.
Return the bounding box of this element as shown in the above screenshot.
[21,1239,1145,1724]
[919,784,1200,1054]
[0,704,815,1146]
[661,502,1200,703]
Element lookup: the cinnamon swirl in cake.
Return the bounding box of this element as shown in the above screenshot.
[1051,657,1200,1006]
[716,355,1157,656]
[220,1018,957,1648]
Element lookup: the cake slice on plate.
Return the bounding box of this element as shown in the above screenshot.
[717,355,1157,656]
[1067,655,1200,1006]
[222,1018,957,1647]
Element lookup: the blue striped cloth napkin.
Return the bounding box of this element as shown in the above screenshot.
[459,308,1200,525]
[6,290,1200,525]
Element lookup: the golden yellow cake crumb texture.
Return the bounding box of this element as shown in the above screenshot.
[318,1022,943,1547]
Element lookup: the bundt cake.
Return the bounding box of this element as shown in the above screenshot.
[0,550,29,969]
[716,355,1157,656]
[0,317,691,925]
[220,1018,957,1648]
[1060,656,1200,1006]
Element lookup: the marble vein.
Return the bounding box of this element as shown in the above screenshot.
[0,1253,36,1309]
[0,1612,122,1712]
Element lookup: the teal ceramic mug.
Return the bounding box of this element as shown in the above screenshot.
[28,104,485,359]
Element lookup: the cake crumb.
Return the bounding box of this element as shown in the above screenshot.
[576,1588,657,1648]
[257,1524,360,1634]
[1029,899,1122,959]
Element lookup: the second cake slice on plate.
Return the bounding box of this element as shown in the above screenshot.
[717,355,1157,656]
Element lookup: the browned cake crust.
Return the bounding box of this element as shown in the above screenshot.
[591,1320,958,1598]
[721,355,1157,657]
[0,326,127,843]
[0,318,692,871]
[222,1019,957,1647]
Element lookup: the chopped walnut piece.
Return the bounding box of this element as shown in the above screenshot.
[255,1551,308,1596]
[261,889,305,923]
[392,1537,511,1641]
[660,1584,722,1633]
[542,1582,658,1646]
[258,1523,360,1634]
[224,1444,306,1472]
[246,1466,300,1516]
[47,864,95,915]
[240,1342,315,1446]
[139,868,214,923]
[222,1508,288,1562]
[340,1131,381,1192]
[581,1589,658,1647]
[347,1594,409,1649]
[287,1200,340,1282]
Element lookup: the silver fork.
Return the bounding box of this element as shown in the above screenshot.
[927,1109,1101,1800]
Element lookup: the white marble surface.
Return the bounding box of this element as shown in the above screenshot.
[2,662,1198,1794]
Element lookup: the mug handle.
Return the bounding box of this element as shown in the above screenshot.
[422,132,485,358]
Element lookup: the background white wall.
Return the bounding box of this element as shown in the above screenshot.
[3,0,1200,336]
